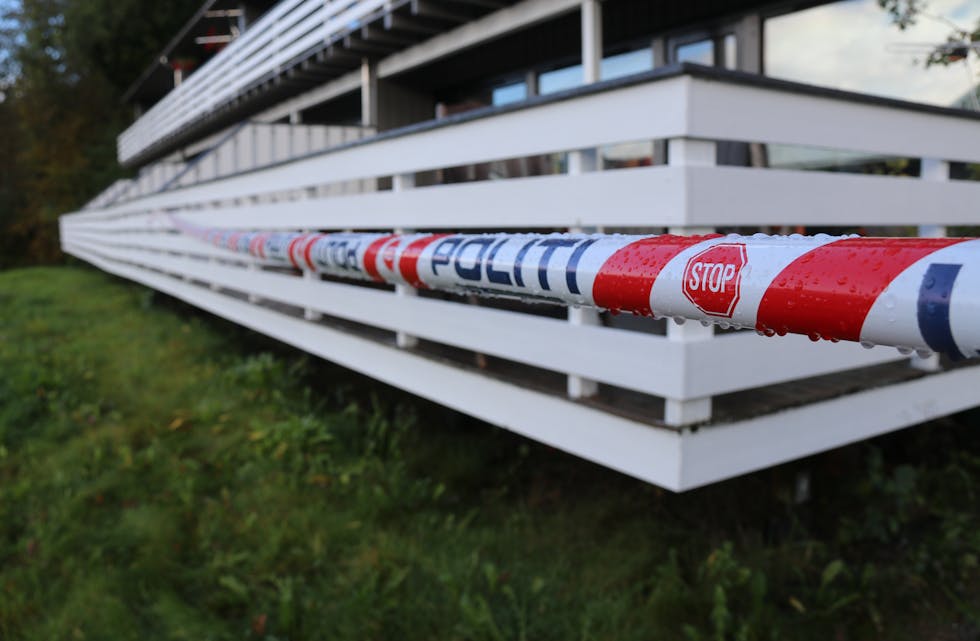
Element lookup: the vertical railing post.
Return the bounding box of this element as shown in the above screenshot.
[567,150,600,399]
[580,0,601,84]
[301,229,322,322]
[248,261,261,304]
[360,59,379,193]
[566,0,603,400]
[911,157,950,371]
[665,137,716,426]
[393,173,419,349]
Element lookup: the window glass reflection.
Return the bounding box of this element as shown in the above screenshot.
[539,64,582,94]
[538,48,654,95]
[492,82,527,106]
[676,39,714,65]
[765,0,979,108]
[601,49,653,80]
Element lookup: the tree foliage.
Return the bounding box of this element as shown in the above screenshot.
[878,0,980,67]
[0,0,200,268]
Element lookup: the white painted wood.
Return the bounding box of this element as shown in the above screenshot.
[361,59,378,128]
[378,0,579,78]
[664,310,713,425]
[95,78,693,221]
[118,0,390,163]
[66,230,259,263]
[668,138,715,167]
[681,165,980,227]
[63,241,686,489]
[912,158,951,371]
[65,239,980,491]
[686,76,980,163]
[69,161,980,232]
[580,0,601,85]
[126,167,688,231]
[678,365,980,489]
[62,235,690,398]
[564,21,601,401]
[303,269,322,320]
[392,173,419,350]
[67,49,980,488]
[86,73,980,225]
[685,332,905,398]
[664,141,715,424]
[248,262,261,304]
[565,0,602,400]
[566,305,599,398]
[65,229,915,401]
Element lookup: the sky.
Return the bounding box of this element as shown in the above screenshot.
[766,0,980,107]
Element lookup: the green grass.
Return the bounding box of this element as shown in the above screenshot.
[0,265,978,640]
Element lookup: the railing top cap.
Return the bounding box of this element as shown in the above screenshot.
[174,62,980,180]
[677,62,980,123]
[119,60,980,186]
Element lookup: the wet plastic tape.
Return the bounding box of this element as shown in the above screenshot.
[171,216,980,360]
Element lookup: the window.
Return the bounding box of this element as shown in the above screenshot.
[492,82,527,106]
[539,64,582,95]
[538,48,654,96]
[676,39,714,65]
[601,48,653,80]
[673,34,736,69]
[765,0,978,107]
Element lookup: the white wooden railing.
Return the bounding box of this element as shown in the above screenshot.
[103,123,374,207]
[118,0,391,164]
[64,66,980,487]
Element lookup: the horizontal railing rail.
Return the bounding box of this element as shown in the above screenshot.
[95,67,980,223]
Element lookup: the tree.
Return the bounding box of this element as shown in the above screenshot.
[0,0,200,267]
[878,0,980,68]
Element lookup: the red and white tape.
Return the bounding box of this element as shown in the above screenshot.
[172,217,980,360]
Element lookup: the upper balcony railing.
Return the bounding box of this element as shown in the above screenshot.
[117,0,391,165]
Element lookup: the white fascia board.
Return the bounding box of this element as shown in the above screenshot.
[677,366,980,490]
[378,0,581,79]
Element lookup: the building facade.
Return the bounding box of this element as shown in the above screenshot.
[60,0,980,490]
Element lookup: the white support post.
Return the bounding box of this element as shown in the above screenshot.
[565,0,604,400]
[566,145,600,400]
[360,59,379,193]
[668,137,715,167]
[300,229,322,322]
[248,261,260,304]
[289,111,303,175]
[209,257,221,291]
[303,270,321,321]
[580,0,601,85]
[361,59,378,128]
[393,173,418,349]
[912,158,950,372]
[665,138,717,425]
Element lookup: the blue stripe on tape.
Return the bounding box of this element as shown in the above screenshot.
[917,263,965,360]
[566,238,597,295]
[513,239,537,288]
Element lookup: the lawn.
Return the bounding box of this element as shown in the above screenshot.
[0,265,978,640]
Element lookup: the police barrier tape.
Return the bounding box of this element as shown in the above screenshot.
[171,216,980,360]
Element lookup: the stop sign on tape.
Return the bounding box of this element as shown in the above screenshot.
[682,243,748,318]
